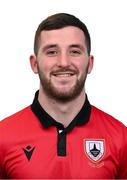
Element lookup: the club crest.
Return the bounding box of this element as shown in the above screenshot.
[84,139,105,162]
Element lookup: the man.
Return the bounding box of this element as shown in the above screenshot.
[0,13,127,179]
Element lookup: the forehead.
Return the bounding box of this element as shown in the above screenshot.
[39,26,86,47]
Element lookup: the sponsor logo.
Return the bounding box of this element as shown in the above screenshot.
[22,145,35,161]
[84,139,105,162]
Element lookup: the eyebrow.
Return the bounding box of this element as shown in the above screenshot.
[42,44,85,52]
[42,44,58,52]
[69,44,85,51]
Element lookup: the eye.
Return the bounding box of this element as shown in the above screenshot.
[70,49,82,56]
[46,50,58,56]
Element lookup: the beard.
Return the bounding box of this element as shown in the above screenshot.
[37,66,88,102]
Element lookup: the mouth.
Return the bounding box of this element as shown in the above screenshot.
[52,72,75,77]
[51,70,77,86]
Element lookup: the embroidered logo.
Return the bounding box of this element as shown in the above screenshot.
[22,145,35,161]
[84,139,105,162]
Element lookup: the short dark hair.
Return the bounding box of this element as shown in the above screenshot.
[34,13,91,56]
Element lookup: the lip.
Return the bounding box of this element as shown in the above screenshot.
[52,72,75,77]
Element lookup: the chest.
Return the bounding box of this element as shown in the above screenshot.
[3,128,119,179]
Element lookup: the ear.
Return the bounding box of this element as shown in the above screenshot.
[88,55,94,74]
[29,55,38,74]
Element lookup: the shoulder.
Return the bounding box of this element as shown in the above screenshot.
[0,105,36,148]
[91,105,126,126]
[0,106,32,130]
[91,105,127,135]
[90,105,127,156]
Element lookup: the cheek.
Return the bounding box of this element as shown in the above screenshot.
[38,59,49,71]
[38,61,55,78]
[39,57,57,69]
[76,60,89,73]
[80,66,88,77]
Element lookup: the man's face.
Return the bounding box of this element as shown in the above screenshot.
[31,26,93,102]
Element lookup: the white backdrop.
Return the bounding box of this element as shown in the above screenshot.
[0,0,127,125]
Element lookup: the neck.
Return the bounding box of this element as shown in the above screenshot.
[38,88,86,127]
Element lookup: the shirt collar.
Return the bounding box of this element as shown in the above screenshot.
[31,90,91,132]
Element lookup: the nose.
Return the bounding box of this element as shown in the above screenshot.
[57,53,71,67]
